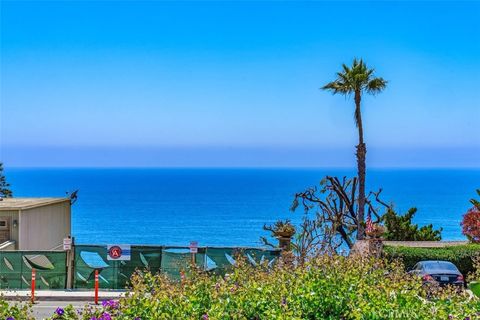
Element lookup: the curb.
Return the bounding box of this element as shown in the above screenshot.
[2,291,125,302]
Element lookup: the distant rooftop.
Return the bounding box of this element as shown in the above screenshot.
[0,198,69,210]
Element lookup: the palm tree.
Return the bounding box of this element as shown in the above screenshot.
[322,59,387,240]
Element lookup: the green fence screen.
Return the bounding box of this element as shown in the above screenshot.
[0,251,67,290]
[74,245,163,290]
[74,245,280,290]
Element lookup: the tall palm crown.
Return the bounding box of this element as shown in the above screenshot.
[322,59,386,240]
[322,58,387,130]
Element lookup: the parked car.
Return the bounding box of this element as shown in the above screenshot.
[409,260,464,287]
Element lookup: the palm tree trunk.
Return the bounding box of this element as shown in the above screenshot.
[355,91,366,240]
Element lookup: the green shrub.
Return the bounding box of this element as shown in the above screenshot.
[5,254,480,319]
[45,254,480,320]
[384,244,480,275]
[382,207,442,241]
[0,298,33,320]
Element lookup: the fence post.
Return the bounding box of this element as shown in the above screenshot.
[66,237,75,289]
[94,269,99,305]
[31,268,36,304]
[189,241,198,266]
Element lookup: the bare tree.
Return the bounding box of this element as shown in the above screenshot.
[291,176,389,250]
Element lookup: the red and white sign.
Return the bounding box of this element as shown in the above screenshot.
[107,244,131,261]
[189,241,198,254]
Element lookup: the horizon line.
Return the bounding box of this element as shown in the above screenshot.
[5,165,480,170]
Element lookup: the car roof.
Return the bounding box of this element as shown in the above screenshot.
[418,260,460,272]
[419,260,455,264]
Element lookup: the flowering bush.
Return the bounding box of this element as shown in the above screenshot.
[50,255,480,319]
[0,299,33,320]
[46,300,122,320]
[462,206,480,243]
[2,255,480,319]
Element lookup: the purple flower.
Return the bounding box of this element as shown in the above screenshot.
[134,318,141,320]
[101,299,118,309]
[6,317,15,320]
[100,312,112,320]
[202,314,209,320]
[89,317,97,320]
[281,297,287,306]
[55,307,65,316]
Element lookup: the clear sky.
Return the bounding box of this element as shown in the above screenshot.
[1,1,479,167]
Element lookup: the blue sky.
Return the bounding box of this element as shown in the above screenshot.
[1,1,479,167]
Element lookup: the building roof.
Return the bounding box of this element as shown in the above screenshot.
[0,198,70,211]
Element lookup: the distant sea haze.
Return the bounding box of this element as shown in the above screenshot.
[3,146,480,168]
[6,168,480,246]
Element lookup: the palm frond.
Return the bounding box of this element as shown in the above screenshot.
[322,81,351,94]
[366,77,387,94]
[322,59,387,98]
[354,105,361,128]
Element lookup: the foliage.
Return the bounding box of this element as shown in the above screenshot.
[0,162,13,198]
[365,223,385,239]
[384,244,480,276]
[462,190,480,243]
[261,219,297,255]
[15,255,479,320]
[261,216,325,264]
[469,257,480,298]
[462,207,480,243]
[322,58,388,97]
[322,58,387,240]
[263,219,296,237]
[47,301,121,320]
[382,207,442,241]
[468,255,480,282]
[471,189,480,210]
[0,298,33,320]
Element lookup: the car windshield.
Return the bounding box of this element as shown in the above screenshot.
[423,261,458,272]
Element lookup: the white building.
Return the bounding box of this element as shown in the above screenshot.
[0,198,71,250]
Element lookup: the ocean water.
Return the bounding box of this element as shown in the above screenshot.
[4,168,479,246]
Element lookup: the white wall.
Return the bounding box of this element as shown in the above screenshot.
[19,201,71,250]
